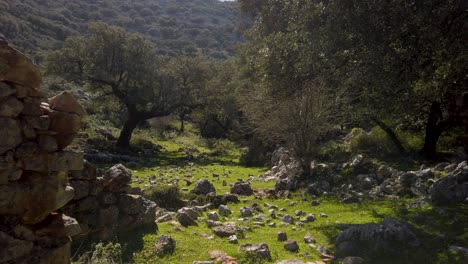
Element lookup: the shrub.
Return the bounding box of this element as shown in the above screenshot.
[75,242,123,264]
[130,129,154,146]
[318,142,351,162]
[350,126,394,155]
[143,184,184,210]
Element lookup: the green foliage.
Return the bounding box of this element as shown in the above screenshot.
[318,142,351,163]
[350,127,394,155]
[0,0,240,59]
[143,184,184,210]
[75,242,123,264]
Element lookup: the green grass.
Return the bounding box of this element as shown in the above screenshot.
[79,124,468,264]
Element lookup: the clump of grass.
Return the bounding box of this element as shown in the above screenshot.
[143,184,185,210]
[74,242,123,264]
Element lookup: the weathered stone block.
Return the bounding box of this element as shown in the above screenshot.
[0,117,22,154]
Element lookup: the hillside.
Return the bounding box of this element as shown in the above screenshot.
[0,0,241,60]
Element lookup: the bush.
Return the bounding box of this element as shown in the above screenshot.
[350,126,394,155]
[318,142,351,162]
[75,242,123,264]
[143,184,184,210]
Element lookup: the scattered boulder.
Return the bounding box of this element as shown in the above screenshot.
[303,213,316,222]
[212,223,242,238]
[262,147,303,191]
[177,211,198,227]
[239,243,271,260]
[207,212,219,221]
[431,161,468,205]
[240,207,253,217]
[191,179,216,195]
[277,231,288,241]
[335,219,420,259]
[284,240,299,252]
[230,181,254,196]
[304,233,315,244]
[228,235,238,244]
[281,214,294,224]
[155,235,176,256]
[219,204,232,216]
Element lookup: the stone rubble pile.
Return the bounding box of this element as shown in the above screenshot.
[264,145,467,205]
[0,37,84,263]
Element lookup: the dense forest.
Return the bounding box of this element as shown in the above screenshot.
[0,0,241,60]
[0,0,467,264]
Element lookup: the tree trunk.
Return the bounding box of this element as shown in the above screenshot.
[421,102,444,159]
[179,114,185,132]
[116,114,140,149]
[372,117,407,155]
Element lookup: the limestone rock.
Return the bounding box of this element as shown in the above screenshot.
[277,231,288,241]
[219,204,232,216]
[230,181,254,196]
[102,164,132,192]
[212,223,241,238]
[177,211,198,227]
[284,240,299,252]
[0,40,42,88]
[0,231,34,262]
[118,194,144,215]
[431,161,468,205]
[34,213,81,237]
[239,243,271,260]
[228,235,238,244]
[155,235,176,257]
[0,117,22,154]
[0,82,15,98]
[335,219,420,259]
[0,171,74,225]
[48,91,87,116]
[281,214,294,224]
[191,178,216,195]
[0,96,23,117]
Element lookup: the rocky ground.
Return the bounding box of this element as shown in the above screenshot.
[86,142,467,264]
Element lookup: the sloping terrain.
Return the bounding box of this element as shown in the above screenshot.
[0,0,240,59]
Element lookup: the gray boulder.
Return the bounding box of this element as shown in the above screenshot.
[191,179,216,195]
[155,235,176,256]
[283,240,299,252]
[218,204,232,216]
[230,181,253,196]
[102,164,132,192]
[335,219,420,259]
[431,161,468,205]
[239,243,271,260]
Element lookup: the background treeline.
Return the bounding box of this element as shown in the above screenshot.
[4,0,467,166]
[0,0,241,61]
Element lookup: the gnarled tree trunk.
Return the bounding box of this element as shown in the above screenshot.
[116,112,141,149]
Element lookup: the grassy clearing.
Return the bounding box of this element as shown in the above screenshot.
[78,126,467,264]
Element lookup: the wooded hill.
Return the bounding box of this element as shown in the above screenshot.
[0,0,240,60]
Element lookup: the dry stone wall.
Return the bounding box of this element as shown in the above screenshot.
[62,162,157,241]
[0,37,85,263]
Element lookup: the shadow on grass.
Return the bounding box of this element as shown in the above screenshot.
[71,224,157,263]
[317,201,468,264]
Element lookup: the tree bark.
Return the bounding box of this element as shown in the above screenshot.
[179,113,185,132]
[422,102,444,159]
[116,114,140,149]
[371,117,407,155]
